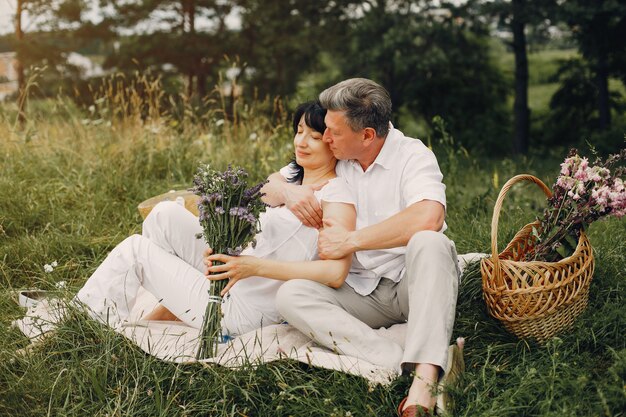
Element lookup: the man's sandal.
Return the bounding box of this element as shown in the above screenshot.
[397,397,432,417]
[435,337,465,414]
[397,337,465,417]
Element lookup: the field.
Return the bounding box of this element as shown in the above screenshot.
[495,47,626,117]
[0,75,625,416]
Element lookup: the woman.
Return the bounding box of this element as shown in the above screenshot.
[75,101,356,337]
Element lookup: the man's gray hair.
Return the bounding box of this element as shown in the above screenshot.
[319,78,392,138]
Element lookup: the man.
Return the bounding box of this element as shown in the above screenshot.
[264,78,460,416]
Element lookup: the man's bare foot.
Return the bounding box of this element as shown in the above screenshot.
[141,304,181,322]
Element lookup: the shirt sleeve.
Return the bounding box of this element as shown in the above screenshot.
[401,149,447,209]
[317,177,356,206]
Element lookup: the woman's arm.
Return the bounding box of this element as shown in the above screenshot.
[205,200,356,295]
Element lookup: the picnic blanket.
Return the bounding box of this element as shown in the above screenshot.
[13,253,485,386]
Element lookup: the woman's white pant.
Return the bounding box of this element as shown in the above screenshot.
[76,201,211,329]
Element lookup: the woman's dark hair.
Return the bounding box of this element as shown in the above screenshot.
[286,101,327,183]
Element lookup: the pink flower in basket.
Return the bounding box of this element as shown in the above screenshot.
[528,148,626,262]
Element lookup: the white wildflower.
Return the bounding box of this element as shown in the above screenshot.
[51,261,58,267]
[44,264,54,273]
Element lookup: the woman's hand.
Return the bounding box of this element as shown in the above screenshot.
[204,254,261,295]
[202,247,213,274]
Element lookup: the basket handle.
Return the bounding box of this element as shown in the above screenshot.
[490,174,553,267]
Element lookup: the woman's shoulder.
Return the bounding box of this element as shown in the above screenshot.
[317,176,355,205]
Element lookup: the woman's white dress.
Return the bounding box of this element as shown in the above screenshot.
[75,178,354,336]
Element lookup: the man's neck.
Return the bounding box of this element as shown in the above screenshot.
[357,137,386,171]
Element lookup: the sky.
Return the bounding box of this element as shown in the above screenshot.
[0,0,243,35]
[0,0,469,36]
[0,0,14,34]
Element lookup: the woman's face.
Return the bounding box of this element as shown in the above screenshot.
[294,115,336,170]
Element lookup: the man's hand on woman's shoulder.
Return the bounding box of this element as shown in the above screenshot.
[261,173,324,228]
[284,182,327,229]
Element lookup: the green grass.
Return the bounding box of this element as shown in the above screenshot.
[496,46,626,120]
[1,90,625,416]
[496,48,579,86]
[497,47,576,118]
[528,83,560,114]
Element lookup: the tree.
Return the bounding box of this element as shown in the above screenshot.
[12,0,104,124]
[546,58,625,152]
[15,0,26,125]
[233,0,353,99]
[101,0,232,99]
[335,0,509,152]
[482,0,558,155]
[561,0,626,131]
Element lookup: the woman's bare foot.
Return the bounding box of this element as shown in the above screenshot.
[141,304,181,322]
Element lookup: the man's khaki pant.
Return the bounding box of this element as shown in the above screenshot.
[276,230,460,372]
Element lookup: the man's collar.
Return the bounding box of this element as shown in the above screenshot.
[346,122,397,171]
[369,122,397,170]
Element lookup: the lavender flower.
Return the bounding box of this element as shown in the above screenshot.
[191,163,267,359]
[226,246,244,256]
[229,207,250,217]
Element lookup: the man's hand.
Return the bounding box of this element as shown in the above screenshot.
[284,181,327,228]
[204,254,261,296]
[318,218,356,260]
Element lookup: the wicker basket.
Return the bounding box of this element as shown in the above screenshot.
[481,174,595,343]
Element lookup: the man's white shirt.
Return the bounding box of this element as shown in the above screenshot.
[281,124,447,296]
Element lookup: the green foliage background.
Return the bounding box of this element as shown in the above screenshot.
[4,0,626,155]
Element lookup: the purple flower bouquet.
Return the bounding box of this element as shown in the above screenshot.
[191,164,266,359]
[526,148,625,262]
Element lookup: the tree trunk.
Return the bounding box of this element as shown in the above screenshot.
[189,0,195,33]
[197,72,206,98]
[182,0,195,98]
[595,48,611,130]
[512,0,530,155]
[15,0,26,126]
[187,72,194,97]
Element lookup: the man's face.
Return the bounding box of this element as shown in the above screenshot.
[322,110,364,160]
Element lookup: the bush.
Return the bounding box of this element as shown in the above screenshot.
[543,58,626,149]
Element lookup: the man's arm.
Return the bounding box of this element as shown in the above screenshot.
[318,200,445,259]
[260,172,289,206]
[261,171,326,228]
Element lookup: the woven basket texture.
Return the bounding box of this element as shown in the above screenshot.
[481,175,595,343]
